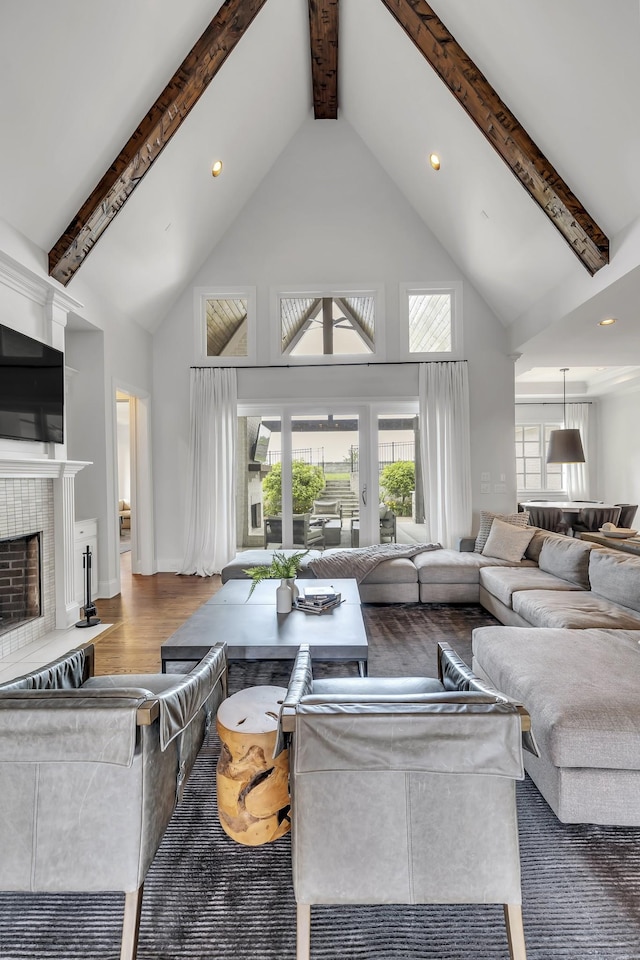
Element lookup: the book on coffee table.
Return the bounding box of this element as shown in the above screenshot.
[295,586,342,613]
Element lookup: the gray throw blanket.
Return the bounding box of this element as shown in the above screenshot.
[307,542,442,583]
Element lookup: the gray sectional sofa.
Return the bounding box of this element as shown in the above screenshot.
[223,529,640,826]
[222,529,640,626]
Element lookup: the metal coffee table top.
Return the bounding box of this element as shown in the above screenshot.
[161,578,368,670]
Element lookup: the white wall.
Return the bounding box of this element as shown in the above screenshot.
[599,388,640,511]
[153,119,517,569]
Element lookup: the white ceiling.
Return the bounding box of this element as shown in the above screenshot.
[1,0,639,396]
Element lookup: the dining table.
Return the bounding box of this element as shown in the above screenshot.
[520,500,620,535]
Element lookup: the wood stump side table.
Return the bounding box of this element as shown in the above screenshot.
[216,685,290,846]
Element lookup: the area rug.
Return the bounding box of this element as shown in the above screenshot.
[1,604,640,959]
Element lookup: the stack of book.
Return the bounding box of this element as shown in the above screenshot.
[293,585,342,614]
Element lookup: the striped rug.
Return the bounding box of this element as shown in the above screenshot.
[1,604,639,959]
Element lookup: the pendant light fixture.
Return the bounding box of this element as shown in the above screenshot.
[546,368,585,464]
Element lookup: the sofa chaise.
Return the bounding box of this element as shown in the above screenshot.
[472,625,640,825]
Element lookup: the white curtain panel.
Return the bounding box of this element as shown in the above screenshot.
[419,361,472,548]
[179,368,237,576]
[564,402,590,500]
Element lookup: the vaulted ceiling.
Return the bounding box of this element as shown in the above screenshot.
[1,0,639,394]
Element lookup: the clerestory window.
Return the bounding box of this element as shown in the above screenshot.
[400,282,462,359]
[194,287,256,365]
[275,289,380,361]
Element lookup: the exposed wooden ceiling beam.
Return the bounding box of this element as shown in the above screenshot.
[48,0,269,287]
[379,0,609,275]
[308,0,339,119]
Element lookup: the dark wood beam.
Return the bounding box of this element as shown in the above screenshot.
[378,0,609,275]
[308,0,339,119]
[48,0,270,286]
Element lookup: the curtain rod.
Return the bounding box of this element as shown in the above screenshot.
[516,401,592,405]
[190,360,466,370]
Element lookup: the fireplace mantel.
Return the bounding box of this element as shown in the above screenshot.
[0,458,91,633]
[0,458,90,479]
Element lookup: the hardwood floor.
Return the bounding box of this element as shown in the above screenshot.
[94,552,222,675]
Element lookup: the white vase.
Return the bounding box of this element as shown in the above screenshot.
[287,578,299,602]
[276,578,293,613]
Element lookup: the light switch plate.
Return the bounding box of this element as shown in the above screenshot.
[494,482,507,494]
[480,472,490,482]
[480,482,491,494]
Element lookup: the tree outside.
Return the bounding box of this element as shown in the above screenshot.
[379,460,415,516]
[262,460,325,515]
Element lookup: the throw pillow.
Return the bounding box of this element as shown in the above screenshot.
[482,518,535,563]
[313,500,338,516]
[474,510,530,553]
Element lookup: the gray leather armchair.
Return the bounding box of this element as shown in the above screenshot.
[0,641,228,960]
[280,643,533,960]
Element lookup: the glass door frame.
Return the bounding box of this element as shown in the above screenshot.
[238,398,421,548]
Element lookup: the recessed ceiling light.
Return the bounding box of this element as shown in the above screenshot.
[211,160,223,177]
[599,317,616,326]
[429,153,441,171]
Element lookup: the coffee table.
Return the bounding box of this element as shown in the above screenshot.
[161,578,368,676]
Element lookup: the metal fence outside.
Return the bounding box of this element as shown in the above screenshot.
[267,442,415,471]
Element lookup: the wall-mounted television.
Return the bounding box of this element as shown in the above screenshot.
[251,422,271,463]
[0,324,64,444]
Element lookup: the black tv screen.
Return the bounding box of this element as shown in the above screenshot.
[0,324,64,444]
[252,423,271,463]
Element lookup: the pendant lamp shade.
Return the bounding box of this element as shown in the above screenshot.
[547,427,585,463]
[546,368,586,464]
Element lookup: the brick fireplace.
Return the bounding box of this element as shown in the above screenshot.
[0,460,88,660]
[0,532,42,637]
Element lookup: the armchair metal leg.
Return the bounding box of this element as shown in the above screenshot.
[121,886,144,960]
[504,903,527,960]
[296,903,311,960]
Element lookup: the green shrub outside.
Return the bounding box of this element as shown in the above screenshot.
[262,460,325,515]
[379,460,415,517]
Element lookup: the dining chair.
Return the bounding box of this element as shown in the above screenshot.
[615,504,638,528]
[571,505,621,535]
[525,505,569,535]
[281,643,532,960]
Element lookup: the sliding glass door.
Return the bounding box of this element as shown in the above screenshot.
[376,411,428,545]
[236,401,424,552]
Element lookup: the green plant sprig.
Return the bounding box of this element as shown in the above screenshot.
[244,550,309,596]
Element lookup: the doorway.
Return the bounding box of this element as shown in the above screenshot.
[116,393,132,556]
[114,387,155,583]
